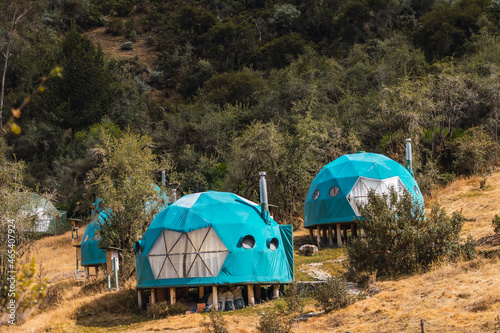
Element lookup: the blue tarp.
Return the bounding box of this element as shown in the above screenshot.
[304,152,424,228]
[134,191,294,289]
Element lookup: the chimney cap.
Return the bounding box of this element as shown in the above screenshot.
[406,138,411,142]
[259,171,266,176]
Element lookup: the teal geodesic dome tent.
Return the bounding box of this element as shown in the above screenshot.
[80,210,108,266]
[134,191,294,289]
[22,193,67,233]
[81,184,169,267]
[304,152,424,228]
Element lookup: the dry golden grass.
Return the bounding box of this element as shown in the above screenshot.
[5,170,500,332]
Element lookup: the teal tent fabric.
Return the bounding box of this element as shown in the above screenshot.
[304,152,424,228]
[134,191,294,289]
[80,211,108,266]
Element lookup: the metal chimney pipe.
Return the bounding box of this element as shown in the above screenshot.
[172,188,177,202]
[259,171,270,224]
[406,138,414,177]
[161,170,166,187]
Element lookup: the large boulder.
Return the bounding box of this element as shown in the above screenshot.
[299,244,318,256]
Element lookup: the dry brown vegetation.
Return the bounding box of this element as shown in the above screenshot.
[4,170,500,332]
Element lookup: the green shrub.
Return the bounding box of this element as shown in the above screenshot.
[346,188,476,277]
[105,18,123,36]
[129,30,138,43]
[283,281,305,314]
[203,311,229,333]
[452,127,498,176]
[146,35,156,46]
[257,308,293,333]
[493,215,500,234]
[314,277,354,313]
[147,301,188,319]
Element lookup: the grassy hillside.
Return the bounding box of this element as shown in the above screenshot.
[4,170,500,332]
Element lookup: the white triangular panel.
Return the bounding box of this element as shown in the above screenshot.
[199,228,227,252]
[148,256,167,278]
[170,234,196,254]
[157,256,179,279]
[164,230,183,252]
[199,251,228,277]
[148,232,167,255]
[187,227,210,251]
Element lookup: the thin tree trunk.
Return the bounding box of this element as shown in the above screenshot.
[0,35,12,130]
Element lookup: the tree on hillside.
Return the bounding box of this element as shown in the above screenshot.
[85,128,173,275]
[0,0,34,130]
[42,23,113,158]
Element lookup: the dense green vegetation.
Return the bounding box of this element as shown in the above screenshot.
[1,0,500,224]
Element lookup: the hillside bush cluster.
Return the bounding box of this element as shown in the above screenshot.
[347,189,477,277]
[314,277,355,313]
[146,301,188,319]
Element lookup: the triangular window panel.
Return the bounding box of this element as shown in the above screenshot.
[164,230,183,253]
[148,256,167,278]
[169,234,196,254]
[199,228,227,252]
[187,227,210,251]
[157,256,179,279]
[148,232,167,255]
[199,251,228,277]
[186,254,207,277]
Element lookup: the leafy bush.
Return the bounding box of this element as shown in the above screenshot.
[314,277,354,313]
[493,215,500,234]
[0,258,47,324]
[257,308,293,333]
[452,127,498,176]
[283,281,305,314]
[147,301,188,319]
[129,30,138,43]
[346,188,476,277]
[203,311,229,333]
[105,18,123,36]
[146,35,156,46]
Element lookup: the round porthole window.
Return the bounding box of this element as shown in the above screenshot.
[414,185,420,196]
[313,190,320,200]
[241,235,255,249]
[329,186,339,197]
[83,234,89,243]
[268,238,279,251]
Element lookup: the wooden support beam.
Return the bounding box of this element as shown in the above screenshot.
[343,225,348,242]
[151,289,156,305]
[309,228,314,244]
[328,226,333,247]
[84,266,89,282]
[247,284,255,307]
[199,286,204,299]
[95,266,99,279]
[212,286,219,311]
[322,227,327,244]
[273,285,280,299]
[316,226,321,249]
[137,290,143,309]
[170,288,176,305]
[351,223,356,239]
[336,224,342,248]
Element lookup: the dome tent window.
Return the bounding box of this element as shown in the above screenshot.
[347,176,407,216]
[84,234,89,243]
[241,235,255,249]
[147,227,229,279]
[329,186,339,197]
[268,237,279,251]
[313,190,320,200]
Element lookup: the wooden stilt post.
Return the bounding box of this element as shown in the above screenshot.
[350,223,355,239]
[170,288,176,305]
[316,225,321,249]
[151,289,156,305]
[273,285,280,299]
[336,224,342,247]
[343,225,348,242]
[137,290,143,309]
[95,266,99,278]
[328,226,333,247]
[247,284,255,307]
[322,227,327,244]
[199,286,204,299]
[85,266,89,281]
[212,286,219,311]
[309,228,314,244]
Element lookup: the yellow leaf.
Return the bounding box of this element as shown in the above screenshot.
[37,86,46,93]
[10,123,21,134]
[11,108,21,118]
